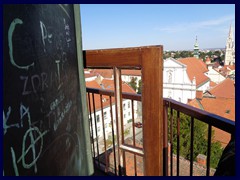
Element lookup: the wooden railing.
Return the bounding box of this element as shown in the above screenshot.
[84,46,163,175]
[86,87,235,176]
[83,46,235,176]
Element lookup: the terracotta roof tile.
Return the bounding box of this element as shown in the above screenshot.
[101,79,137,94]
[92,69,113,79]
[188,97,235,146]
[209,78,235,99]
[121,70,141,76]
[178,57,210,87]
[209,81,217,88]
[86,80,136,112]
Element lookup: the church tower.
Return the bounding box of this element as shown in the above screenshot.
[193,36,199,59]
[225,24,235,65]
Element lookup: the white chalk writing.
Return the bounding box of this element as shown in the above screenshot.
[8,18,34,70]
[40,21,52,52]
[4,103,48,175]
[53,100,72,131]
[20,72,48,96]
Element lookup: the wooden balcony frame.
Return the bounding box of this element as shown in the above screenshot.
[83,46,164,176]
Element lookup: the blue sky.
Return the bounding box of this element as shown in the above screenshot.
[80,4,235,51]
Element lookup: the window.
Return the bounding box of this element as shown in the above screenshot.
[96,115,100,123]
[128,102,130,108]
[124,114,126,118]
[104,112,107,119]
[123,103,126,110]
[97,126,101,132]
[128,112,130,116]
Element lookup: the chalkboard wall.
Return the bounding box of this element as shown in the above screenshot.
[3,4,93,176]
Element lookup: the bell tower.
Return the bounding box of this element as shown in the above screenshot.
[225,24,235,65]
[193,36,199,59]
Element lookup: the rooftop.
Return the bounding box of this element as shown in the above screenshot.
[208,78,235,99]
[178,57,210,87]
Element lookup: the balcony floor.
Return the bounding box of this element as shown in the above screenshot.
[93,166,108,176]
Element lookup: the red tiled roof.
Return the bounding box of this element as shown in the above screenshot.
[84,70,97,79]
[188,97,235,147]
[208,78,235,99]
[209,81,217,88]
[218,65,235,77]
[101,79,114,90]
[86,80,101,89]
[101,79,137,94]
[86,80,136,112]
[188,97,235,122]
[86,80,113,112]
[178,57,210,87]
[92,69,113,79]
[121,70,141,76]
[224,65,235,71]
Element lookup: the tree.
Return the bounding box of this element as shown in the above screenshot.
[168,110,223,169]
[128,77,137,92]
[137,79,142,94]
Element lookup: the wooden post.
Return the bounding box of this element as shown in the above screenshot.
[84,45,164,176]
[141,46,163,176]
[113,67,125,175]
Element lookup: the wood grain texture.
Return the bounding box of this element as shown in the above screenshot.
[84,46,162,68]
[85,45,164,176]
[141,46,163,176]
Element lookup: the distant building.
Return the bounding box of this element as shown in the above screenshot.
[205,65,226,84]
[86,79,138,142]
[193,36,200,59]
[188,78,235,147]
[178,57,210,92]
[163,58,196,103]
[224,24,235,65]
[121,70,141,91]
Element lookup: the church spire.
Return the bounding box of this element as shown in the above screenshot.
[194,36,199,58]
[225,24,235,65]
[228,23,233,40]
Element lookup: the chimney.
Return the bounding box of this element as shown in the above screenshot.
[197,154,207,166]
[196,90,203,100]
[187,99,192,104]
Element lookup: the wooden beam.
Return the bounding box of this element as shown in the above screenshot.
[84,46,162,68]
[84,48,141,68]
[141,46,163,176]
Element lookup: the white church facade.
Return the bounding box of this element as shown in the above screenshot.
[163,58,196,103]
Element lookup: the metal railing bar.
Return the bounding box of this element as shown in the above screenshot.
[163,103,168,176]
[100,94,108,172]
[87,93,95,159]
[110,96,117,175]
[92,93,100,167]
[170,108,173,176]
[190,117,194,176]
[163,98,234,134]
[206,125,212,176]
[86,87,141,101]
[177,111,180,176]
